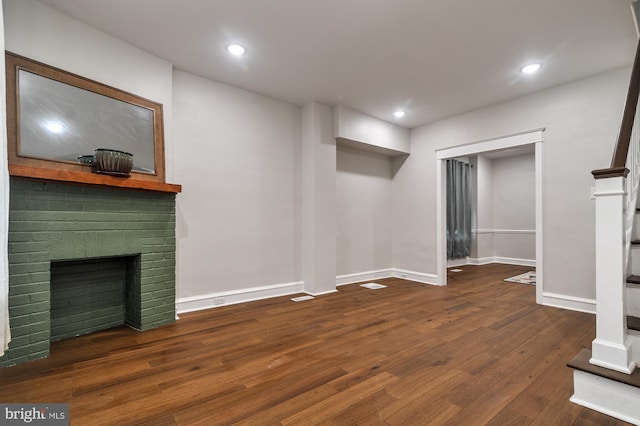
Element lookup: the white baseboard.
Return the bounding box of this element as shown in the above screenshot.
[571,370,640,425]
[336,269,393,286]
[474,228,536,234]
[542,291,596,314]
[176,281,304,314]
[337,268,440,286]
[176,266,590,317]
[306,289,339,296]
[447,258,469,268]
[467,256,536,267]
[467,257,495,265]
[392,268,441,286]
[494,257,536,267]
[177,267,437,315]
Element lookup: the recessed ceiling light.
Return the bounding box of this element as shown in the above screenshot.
[521,63,541,74]
[394,110,406,118]
[227,44,246,56]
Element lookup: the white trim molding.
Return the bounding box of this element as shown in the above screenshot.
[336,268,439,286]
[494,257,536,267]
[541,291,596,314]
[306,289,339,297]
[591,176,634,374]
[176,281,304,314]
[435,128,545,303]
[535,139,544,306]
[447,258,469,268]
[175,268,594,318]
[392,269,440,286]
[631,331,640,366]
[467,257,495,266]
[473,229,535,234]
[338,268,440,286]
[336,269,393,286]
[467,257,536,267]
[571,370,640,425]
[177,268,436,315]
[435,129,545,160]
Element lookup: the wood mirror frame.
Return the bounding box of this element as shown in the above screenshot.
[5,51,166,183]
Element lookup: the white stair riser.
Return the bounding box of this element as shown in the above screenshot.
[571,370,640,424]
[631,332,640,366]
[630,247,640,276]
[627,284,640,317]
[634,213,640,240]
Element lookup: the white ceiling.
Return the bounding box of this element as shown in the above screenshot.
[37,0,638,129]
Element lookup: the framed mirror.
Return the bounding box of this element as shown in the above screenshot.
[5,52,165,182]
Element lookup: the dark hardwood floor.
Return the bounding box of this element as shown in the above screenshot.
[0,264,630,425]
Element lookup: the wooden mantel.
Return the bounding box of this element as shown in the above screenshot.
[9,164,182,194]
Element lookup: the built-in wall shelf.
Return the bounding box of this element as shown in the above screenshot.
[9,164,182,193]
[336,137,410,157]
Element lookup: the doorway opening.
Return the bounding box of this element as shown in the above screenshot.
[435,129,544,304]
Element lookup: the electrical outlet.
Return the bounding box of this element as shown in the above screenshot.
[214,297,225,305]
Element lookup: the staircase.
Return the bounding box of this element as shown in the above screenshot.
[627,236,640,336]
[627,228,640,336]
[567,12,640,421]
[568,203,640,423]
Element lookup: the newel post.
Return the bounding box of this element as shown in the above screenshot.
[591,174,636,374]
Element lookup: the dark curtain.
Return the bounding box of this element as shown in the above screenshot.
[446,159,472,259]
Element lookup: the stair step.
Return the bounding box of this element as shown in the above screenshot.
[568,348,640,388]
[627,275,640,284]
[629,316,640,332]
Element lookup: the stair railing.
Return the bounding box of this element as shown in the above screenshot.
[593,40,640,272]
[624,98,640,275]
[594,42,640,181]
[589,39,640,374]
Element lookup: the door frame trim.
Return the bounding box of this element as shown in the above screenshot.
[435,128,544,304]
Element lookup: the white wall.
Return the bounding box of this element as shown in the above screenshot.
[470,153,535,263]
[301,102,336,295]
[491,153,535,261]
[393,67,630,300]
[336,146,393,276]
[3,0,175,180]
[471,155,494,260]
[172,70,301,298]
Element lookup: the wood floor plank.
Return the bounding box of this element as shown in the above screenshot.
[327,389,396,425]
[0,264,632,425]
[384,397,462,425]
[280,371,399,425]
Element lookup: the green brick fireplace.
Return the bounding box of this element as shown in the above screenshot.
[0,177,177,367]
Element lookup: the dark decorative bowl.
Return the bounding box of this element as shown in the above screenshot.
[94,148,133,177]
